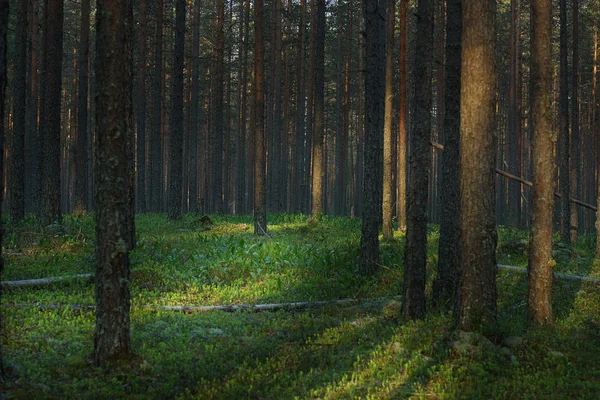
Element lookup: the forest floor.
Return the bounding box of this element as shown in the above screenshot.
[2,213,600,399]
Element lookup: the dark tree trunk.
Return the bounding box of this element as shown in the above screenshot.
[74,0,90,213]
[528,0,554,326]
[508,0,521,226]
[254,0,267,235]
[214,0,225,213]
[93,0,133,366]
[559,0,570,245]
[382,0,394,239]
[359,0,386,274]
[340,2,352,217]
[456,0,498,331]
[151,0,164,212]
[311,0,325,217]
[293,0,307,214]
[25,0,40,213]
[190,0,200,214]
[168,0,185,220]
[304,0,316,214]
[402,0,434,318]
[270,0,283,212]
[0,0,9,379]
[10,0,27,223]
[135,0,147,212]
[396,0,407,232]
[433,0,462,306]
[570,0,579,243]
[40,0,63,226]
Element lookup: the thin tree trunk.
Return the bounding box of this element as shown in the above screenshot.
[10,0,27,223]
[135,0,147,213]
[151,0,164,212]
[213,0,225,213]
[396,0,407,232]
[340,1,352,217]
[26,0,40,213]
[304,0,317,214]
[293,0,307,213]
[311,0,326,217]
[94,0,133,366]
[168,0,185,220]
[382,0,394,239]
[559,0,570,245]
[254,0,267,235]
[0,0,8,380]
[74,0,90,213]
[528,0,554,325]
[570,0,579,242]
[456,0,498,331]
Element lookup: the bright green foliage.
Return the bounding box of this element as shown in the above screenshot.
[3,214,600,398]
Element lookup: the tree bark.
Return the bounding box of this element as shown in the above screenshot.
[311,0,326,217]
[559,0,570,245]
[213,0,225,213]
[359,0,386,274]
[151,0,164,212]
[40,0,64,226]
[74,0,90,213]
[168,0,185,220]
[528,0,554,326]
[254,0,267,235]
[396,0,408,232]
[93,0,133,366]
[135,0,147,213]
[0,0,9,379]
[456,0,498,331]
[433,0,462,306]
[235,0,250,215]
[25,0,40,213]
[382,0,394,240]
[570,0,579,243]
[402,0,433,318]
[10,0,27,223]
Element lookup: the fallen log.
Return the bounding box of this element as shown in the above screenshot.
[1,273,94,289]
[9,296,403,314]
[498,264,600,285]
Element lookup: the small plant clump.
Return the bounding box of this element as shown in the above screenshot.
[2,213,600,398]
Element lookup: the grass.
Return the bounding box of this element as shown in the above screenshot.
[2,213,600,399]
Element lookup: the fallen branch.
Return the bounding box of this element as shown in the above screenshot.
[1,274,94,289]
[498,264,600,285]
[8,296,403,314]
[430,140,598,212]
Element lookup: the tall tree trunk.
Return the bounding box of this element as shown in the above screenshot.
[224,0,233,213]
[528,0,554,326]
[189,0,200,214]
[570,0,579,243]
[151,0,164,212]
[359,0,386,274]
[74,0,90,213]
[559,0,570,245]
[26,0,40,213]
[456,0,498,331]
[168,0,185,220]
[311,0,325,217]
[293,0,307,213]
[339,1,352,217]
[214,0,225,213]
[236,0,250,215]
[135,0,147,212]
[402,0,433,318]
[94,0,133,366]
[396,0,407,232]
[270,0,283,212]
[508,0,521,226]
[304,0,317,214]
[0,0,8,379]
[382,0,395,239]
[40,0,64,226]
[433,0,462,306]
[254,0,267,235]
[10,0,27,223]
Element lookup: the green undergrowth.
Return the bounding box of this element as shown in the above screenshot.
[2,213,600,398]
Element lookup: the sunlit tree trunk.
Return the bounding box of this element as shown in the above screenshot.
[396,0,407,232]
[382,0,394,240]
[528,0,554,326]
